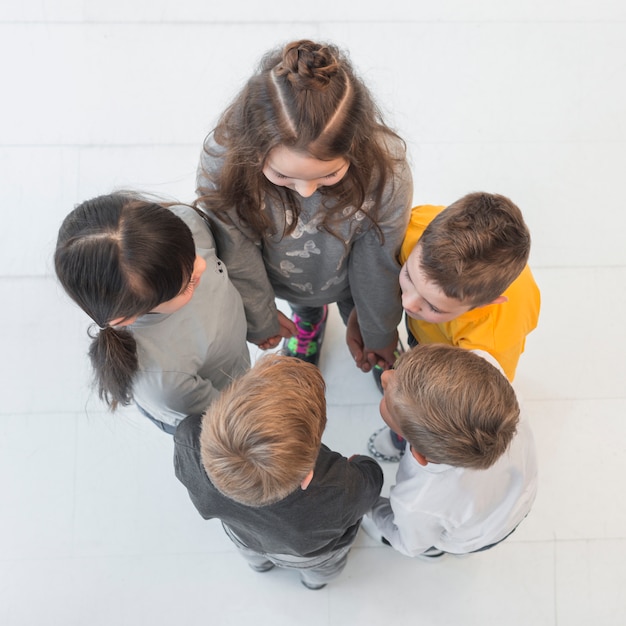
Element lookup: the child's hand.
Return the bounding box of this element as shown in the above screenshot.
[363,332,401,371]
[346,309,372,372]
[252,335,282,350]
[277,310,297,338]
[251,311,296,350]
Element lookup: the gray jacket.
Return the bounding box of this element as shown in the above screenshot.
[197,135,413,349]
[174,413,384,557]
[130,205,250,427]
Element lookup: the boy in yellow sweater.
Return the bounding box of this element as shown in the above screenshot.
[348,192,540,461]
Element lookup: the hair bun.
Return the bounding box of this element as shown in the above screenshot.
[276,39,339,89]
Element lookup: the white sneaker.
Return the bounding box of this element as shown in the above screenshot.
[367,426,404,463]
[416,548,447,562]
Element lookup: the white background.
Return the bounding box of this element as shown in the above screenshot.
[1,1,625,624]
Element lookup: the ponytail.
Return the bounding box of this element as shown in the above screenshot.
[88,325,138,411]
[55,192,197,413]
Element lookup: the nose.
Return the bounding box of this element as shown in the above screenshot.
[380,369,391,392]
[294,180,318,198]
[402,291,421,314]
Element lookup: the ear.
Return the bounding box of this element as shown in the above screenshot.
[489,295,508,305]
[410,446,429,466]
[300,469,314,490]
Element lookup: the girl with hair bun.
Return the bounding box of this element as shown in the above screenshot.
[196,39,413,370]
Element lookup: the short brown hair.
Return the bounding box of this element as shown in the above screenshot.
[417,192,530,306]
[200,354,327,506]
[387,344,519,469]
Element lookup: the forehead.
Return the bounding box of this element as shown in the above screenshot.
[265,145,347,180]
[406,246,471,311]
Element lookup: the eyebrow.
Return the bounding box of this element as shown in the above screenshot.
[269,163,348,180]
[425,299,446,314]
[268,166,288,177]
[324,167,344,177]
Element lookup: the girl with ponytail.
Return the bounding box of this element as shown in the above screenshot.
[55,192,250,433]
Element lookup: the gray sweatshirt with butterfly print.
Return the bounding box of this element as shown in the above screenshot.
[196,134,413,350]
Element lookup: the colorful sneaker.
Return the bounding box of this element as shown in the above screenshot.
[367,426,405,463]
[283,306,328,366]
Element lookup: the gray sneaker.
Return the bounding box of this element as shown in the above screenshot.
[367,426,405,463]
[301,579,327,590]
[249,561,275,573]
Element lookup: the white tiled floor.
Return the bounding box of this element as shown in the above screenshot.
[2,2,625,625]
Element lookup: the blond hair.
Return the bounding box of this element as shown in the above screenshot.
[200,354,327,506]
[417,192,530,306]
[387,344,519,469]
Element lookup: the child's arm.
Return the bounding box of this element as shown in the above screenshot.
[339,453,384,521]
[201,211,282,345]
[255,311,297,349]
[345,308,371,371]
[196,145,282,345]
[369,495,443,558]
[348,156,412,362]
[346,309,398,372]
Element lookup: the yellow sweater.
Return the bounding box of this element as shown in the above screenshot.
[400,205,541,381]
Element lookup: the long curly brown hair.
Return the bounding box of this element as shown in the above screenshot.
[196,39,406,242]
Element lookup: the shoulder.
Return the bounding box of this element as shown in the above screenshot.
[410,204,446,228]
[167,205,216,251]
[376,133,412,188]
[199,133,227,170]
[400,205,445,263]
[377,131,407,160]
[315,445,383,483]
[496,265,541,332]
[174,413,203,449]
[504,265,541,302]
[470,350,506,375]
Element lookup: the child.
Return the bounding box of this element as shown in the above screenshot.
[195,39,413,368]
[54,192,250,434]
[347,192,541,460]
[366,344,538,558]
[173,354,383,589]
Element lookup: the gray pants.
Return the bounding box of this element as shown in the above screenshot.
[289,297,355,326]
[222,523,352,587]
[135,403,178,435]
